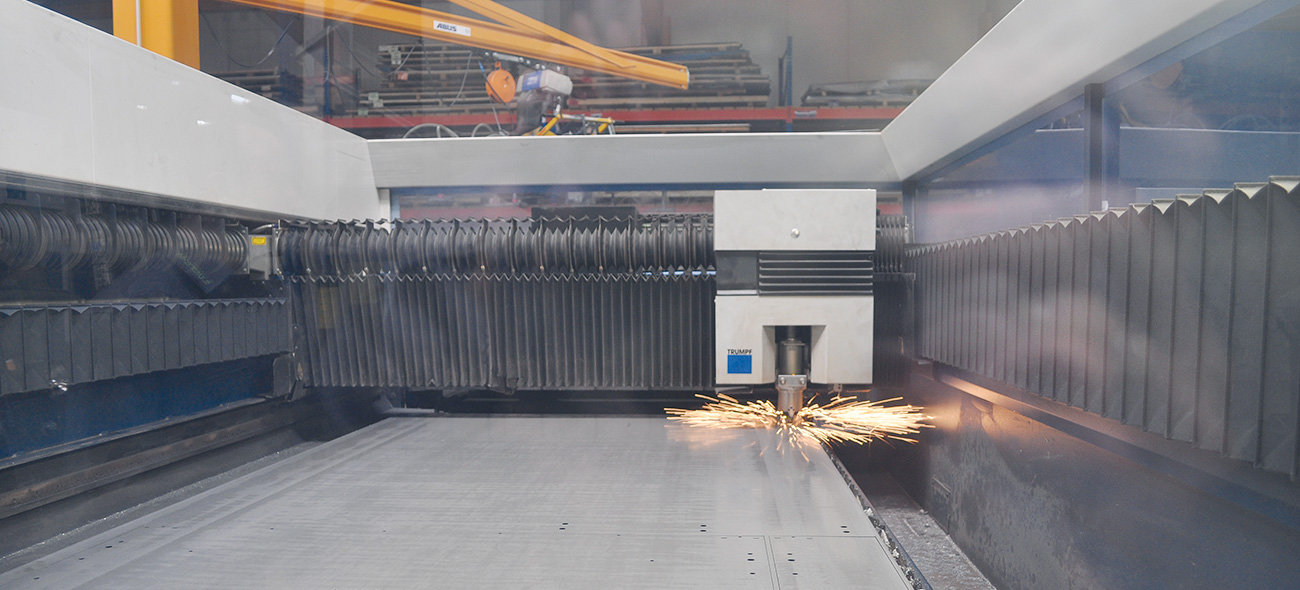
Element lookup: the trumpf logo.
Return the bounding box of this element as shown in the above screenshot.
[725,348,753,374]
[433,20,472,37]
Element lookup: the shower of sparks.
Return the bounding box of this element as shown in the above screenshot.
[667,393,932,449]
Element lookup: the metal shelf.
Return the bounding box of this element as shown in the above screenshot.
[324,106,904,135]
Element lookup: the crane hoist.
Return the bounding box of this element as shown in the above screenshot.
[111,0,689,134]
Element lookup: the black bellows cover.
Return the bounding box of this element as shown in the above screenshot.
[0,299,291,396]
[910,177,1300,481]
[281,215,715,392]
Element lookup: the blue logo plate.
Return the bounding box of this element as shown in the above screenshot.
[726,354,752,374]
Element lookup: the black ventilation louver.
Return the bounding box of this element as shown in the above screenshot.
[757,251,874,296]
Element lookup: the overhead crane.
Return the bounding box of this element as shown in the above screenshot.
[109,0,689,90]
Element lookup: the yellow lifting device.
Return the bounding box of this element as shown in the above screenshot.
[113,0,690,90]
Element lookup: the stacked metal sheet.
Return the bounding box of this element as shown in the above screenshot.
[801,80,932,108]
[212,69,303,108]
[910,177,1300,480]
[571,43,770,111]
[357,44,498,117]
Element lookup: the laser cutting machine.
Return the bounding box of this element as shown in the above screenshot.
[3,1,1300,589]
[713,189,876,416]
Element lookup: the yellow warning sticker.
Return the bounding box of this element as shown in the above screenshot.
[251,236,268,245]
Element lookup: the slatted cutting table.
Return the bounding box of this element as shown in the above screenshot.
[0,416,915,589]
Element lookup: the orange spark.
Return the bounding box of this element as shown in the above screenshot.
[667,393,932,449]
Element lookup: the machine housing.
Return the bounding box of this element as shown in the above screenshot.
[713,189,876,388]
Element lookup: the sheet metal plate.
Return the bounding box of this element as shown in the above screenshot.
[0,416,911,589]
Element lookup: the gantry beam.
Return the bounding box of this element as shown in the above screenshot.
[112,0,202,68]
[220,0,690,89]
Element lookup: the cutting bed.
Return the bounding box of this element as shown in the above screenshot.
[0,416,914,589]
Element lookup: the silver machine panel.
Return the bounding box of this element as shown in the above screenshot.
[714,189,876,387]
[0,417,913,590]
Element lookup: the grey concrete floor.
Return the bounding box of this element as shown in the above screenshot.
[1,416,917,589]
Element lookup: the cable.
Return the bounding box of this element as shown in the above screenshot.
[478,60,505,133]
[443,52,477,107]
[389,46,416,74]
[402,123,459,138]
[487,101,505,134]
[324,70,364,98]
[331,32,387,79]
[201,12,294,69]
[471,123,504,137]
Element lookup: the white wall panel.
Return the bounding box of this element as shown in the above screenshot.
[882,0,1298,180]
[0,6,97,188]
[0,0,378,221]
[368,132,899,189]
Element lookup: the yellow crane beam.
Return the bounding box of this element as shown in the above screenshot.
[217,0,690,89]
[113,0,202,69]
[444,0,634,69]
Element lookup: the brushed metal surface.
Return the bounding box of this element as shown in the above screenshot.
[1,0,379,221]
[0,416,911,589]
[881,0,1289,180]
[714,189,876,252]
[367,133,900,190]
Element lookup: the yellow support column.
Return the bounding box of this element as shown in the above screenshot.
[111,0,139,45]
[113,0,202,69]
